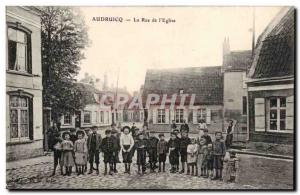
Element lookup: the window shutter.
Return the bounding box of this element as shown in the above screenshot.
[286,96,294,131]
[165,109,169,124]
[254,98,265,132]
[170,109,175,122]
[29,98,33,140]
[193,109,198,124]
[206,108,211,124]
[183,109,188,122]
[152,108,157,124]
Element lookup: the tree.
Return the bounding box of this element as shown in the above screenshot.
[41,6,89,122]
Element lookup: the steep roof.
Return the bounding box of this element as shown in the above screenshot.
[76,82,101,105]
[142,66,223,105]
[223,50,252,72]
[249,7,295,79]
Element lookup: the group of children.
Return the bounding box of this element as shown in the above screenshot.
[53,125,239,182]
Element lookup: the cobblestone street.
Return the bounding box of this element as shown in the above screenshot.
[6,153,293,190]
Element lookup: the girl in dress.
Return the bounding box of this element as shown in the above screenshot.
[74,130,88,175]
[61,132,75,176]
[187,138,198,176]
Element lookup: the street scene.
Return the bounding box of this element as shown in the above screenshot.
[6,6,295,190]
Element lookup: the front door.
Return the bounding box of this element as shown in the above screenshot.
[75,111,81,128]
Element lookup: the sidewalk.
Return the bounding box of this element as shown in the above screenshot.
[6,153,52,170]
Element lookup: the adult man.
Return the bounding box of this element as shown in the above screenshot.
[180,120,189,134]
[49,123,63,176]
[47,123,59,151]
[87,126,102,175]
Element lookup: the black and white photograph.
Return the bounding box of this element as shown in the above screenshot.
[5,5,295,190]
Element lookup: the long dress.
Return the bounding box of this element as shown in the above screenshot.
[61,140,75,167]
[74,139,88,165]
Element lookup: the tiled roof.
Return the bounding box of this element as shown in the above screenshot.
[250,7,295,79]
[142,66,223,105]
[223,50,252,72]
[76,82,101,104]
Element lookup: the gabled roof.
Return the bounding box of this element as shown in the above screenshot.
[249,7,295,79]
[223,50,252,72]
[142,66,223,105]
[76,82,100,105]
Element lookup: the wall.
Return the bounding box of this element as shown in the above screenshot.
[248,86,294,144]
[6,7,43,161]
[223,71,248,141]
[147,105,223,133]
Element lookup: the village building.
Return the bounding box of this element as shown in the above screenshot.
[142,67,224,132]
[6,6,43,160]
[247,7,294,147]
[60,82,112,131]
[222,38,253,142]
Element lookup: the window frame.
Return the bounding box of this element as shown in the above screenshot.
[83,111,91,124]
[157,109,166,124]
[196,108,206,123]
[7,22,32,74]
[266,97,289,133]
[63,113,72,125]
[8,90,33,142]
[175,108,184,124]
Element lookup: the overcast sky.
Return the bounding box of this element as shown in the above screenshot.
[77,6,282,93]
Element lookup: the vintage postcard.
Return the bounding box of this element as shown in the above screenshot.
[6,6,295,190]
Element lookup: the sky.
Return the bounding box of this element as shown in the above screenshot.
[77,6,282,93]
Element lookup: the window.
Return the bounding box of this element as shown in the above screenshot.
[9,96,29,140]
[268,97,286,131]
[96,111,99,123]
[242,96,247,115]
[175,109,184,123]
[157,109,166,124]
[197,109,206,123]
[64,113,71,125]
[83,111,91,124]
[100,111,104,123]
[140,111,144,122]
[7,26,30,73]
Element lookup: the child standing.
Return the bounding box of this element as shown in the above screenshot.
[206,144,214,178]
[201,128,212,145]
[135,133,148,175]
[148,131,159,173]
[223,151,239,182]
[61,132,75,176]
[212,131,226,180]
[120,127,135,174]
[179,130,191,174]
[100,130,115,175]
[111,129,121,173]
[157,133,168,172]
[168,132,180,173]
[187,138,198,176]
[74,130,88,175]
[197,138,207,177]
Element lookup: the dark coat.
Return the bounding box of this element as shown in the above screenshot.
[87,133,102,152]
[179,137,191,152]
[200,134,213,145]
[157,140,169,154]
[47,126,60,150]
[100,136,115,154]
[148,136,159,149]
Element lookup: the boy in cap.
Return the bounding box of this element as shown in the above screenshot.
[212,131,226,180]
[168,132,180,173]
[111,129,121,173]
[100,129,115,175]
[157,133,168,172]
[147,131,159,173]
[135,133,148,175]
[87,126,102,175]
[179,130,191,174]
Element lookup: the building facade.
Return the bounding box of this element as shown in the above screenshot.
[60,83,112,131]
[142,67,224,133]
[222,38,253,142]
[6,6,43,161]
[247,7,294,145]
